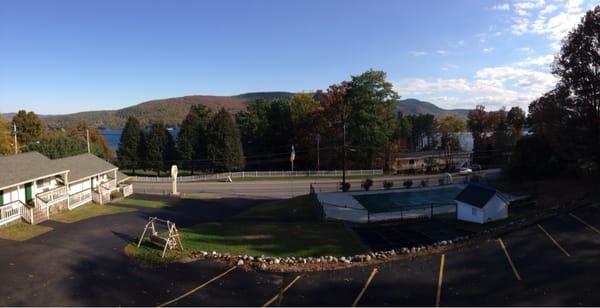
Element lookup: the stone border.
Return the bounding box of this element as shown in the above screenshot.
[179,235,470,272]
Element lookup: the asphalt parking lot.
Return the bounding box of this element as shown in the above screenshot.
[153,204,600,307]
[352,220,470,251]
[1,199,600,306]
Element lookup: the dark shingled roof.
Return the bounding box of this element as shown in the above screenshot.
[116,171,130,183]
[52,153,118,182]
[455,184,498,208]
[0,152,70,190]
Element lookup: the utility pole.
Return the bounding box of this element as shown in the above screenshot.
[342,122,347,189]
[86,129,90,153]
[13,123,18,154]
[316,133,320,172]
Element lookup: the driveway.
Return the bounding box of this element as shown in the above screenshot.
[1,197,600,306]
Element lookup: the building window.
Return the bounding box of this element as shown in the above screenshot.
[472,208,477,216]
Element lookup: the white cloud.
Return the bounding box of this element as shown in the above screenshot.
[393,66,557,110]
[516,54,554,67]
[483,47,495,53]
[506,0,594,49]
[441,64,459,71]
[436,50,447,55]
[519,47,534,52]
[492,3,511,10]
[410,51,428,57]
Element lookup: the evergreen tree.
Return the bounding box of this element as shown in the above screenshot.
[146,122,175,176]
[345,70,399,169]
[117,116,143,174]
[177,105,211,173]
[207,108,245,171]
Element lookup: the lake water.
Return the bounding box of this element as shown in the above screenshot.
[100,128,179,154]
[101,129,474,154]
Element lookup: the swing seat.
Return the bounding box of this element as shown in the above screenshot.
[150,234,168,247]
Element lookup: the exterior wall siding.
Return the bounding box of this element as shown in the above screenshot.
[456,201,484,224]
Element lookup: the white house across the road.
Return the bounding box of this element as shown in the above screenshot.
[0,152,132,227]
[455,183,509,224]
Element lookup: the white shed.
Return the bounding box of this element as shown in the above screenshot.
[455,184,509,224]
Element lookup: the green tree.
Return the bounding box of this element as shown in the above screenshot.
[437,115,466,152]
[0,116,13,155]
[177,105,211,173]
[552,6,600,148]
[117,116,143,174]
[146,122,176,176]
[65,122,112,159]
[12,110,44,149]
[345,70,399,169]
[236,99,292,169]
[29,131,104,159]
[207,108,245,171]
[290,93,323,169]
[506,106,526,145]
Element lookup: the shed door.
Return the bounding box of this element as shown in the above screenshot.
[24,183,33,204]
[0,190,3,205]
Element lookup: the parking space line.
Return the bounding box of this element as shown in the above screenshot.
[262,275,301,307]
[569,213,600,234]
[158,266,237,307]
[352,268,379,307]
[498,238,521,281]
[537,224,571,257]
[435,254,445,307]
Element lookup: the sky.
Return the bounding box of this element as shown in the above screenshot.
[0,0,597,114]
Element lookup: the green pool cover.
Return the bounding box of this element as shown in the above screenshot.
[353,186,463,213]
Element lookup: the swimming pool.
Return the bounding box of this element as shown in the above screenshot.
[352,186,463,213]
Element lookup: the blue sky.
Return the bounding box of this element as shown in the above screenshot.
[0,0,597,114]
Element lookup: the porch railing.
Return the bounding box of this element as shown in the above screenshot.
[100,178,117,192]
[120,184,133,197]
[36,186,68,205]
[0,201,25,226]
[69,189,92,210]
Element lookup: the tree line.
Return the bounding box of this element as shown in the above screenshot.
[117,70,472,175]
[0,110,112,159]
[508,5,600,180]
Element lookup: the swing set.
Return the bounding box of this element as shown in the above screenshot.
[137,217,184,258]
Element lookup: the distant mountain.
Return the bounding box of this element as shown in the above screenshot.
[40,92,294,129]
[3,94,472,129]
[233,92,294,102]
[396,98,470,119]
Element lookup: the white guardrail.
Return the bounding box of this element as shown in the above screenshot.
[133,169,384,183]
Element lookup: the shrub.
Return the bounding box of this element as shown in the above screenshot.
[361,178,374,191]
[403,179,413,188]
[507,136,563,180]
[383,180,394,190]
[340,182,351,192]
[420,179,428,187]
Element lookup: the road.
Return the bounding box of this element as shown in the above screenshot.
[131,171,490,199]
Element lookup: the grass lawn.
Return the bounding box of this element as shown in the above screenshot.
[111,197,174,208]
[51,203,137,223]
[126,195,368,266]
[0,223,53,241]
